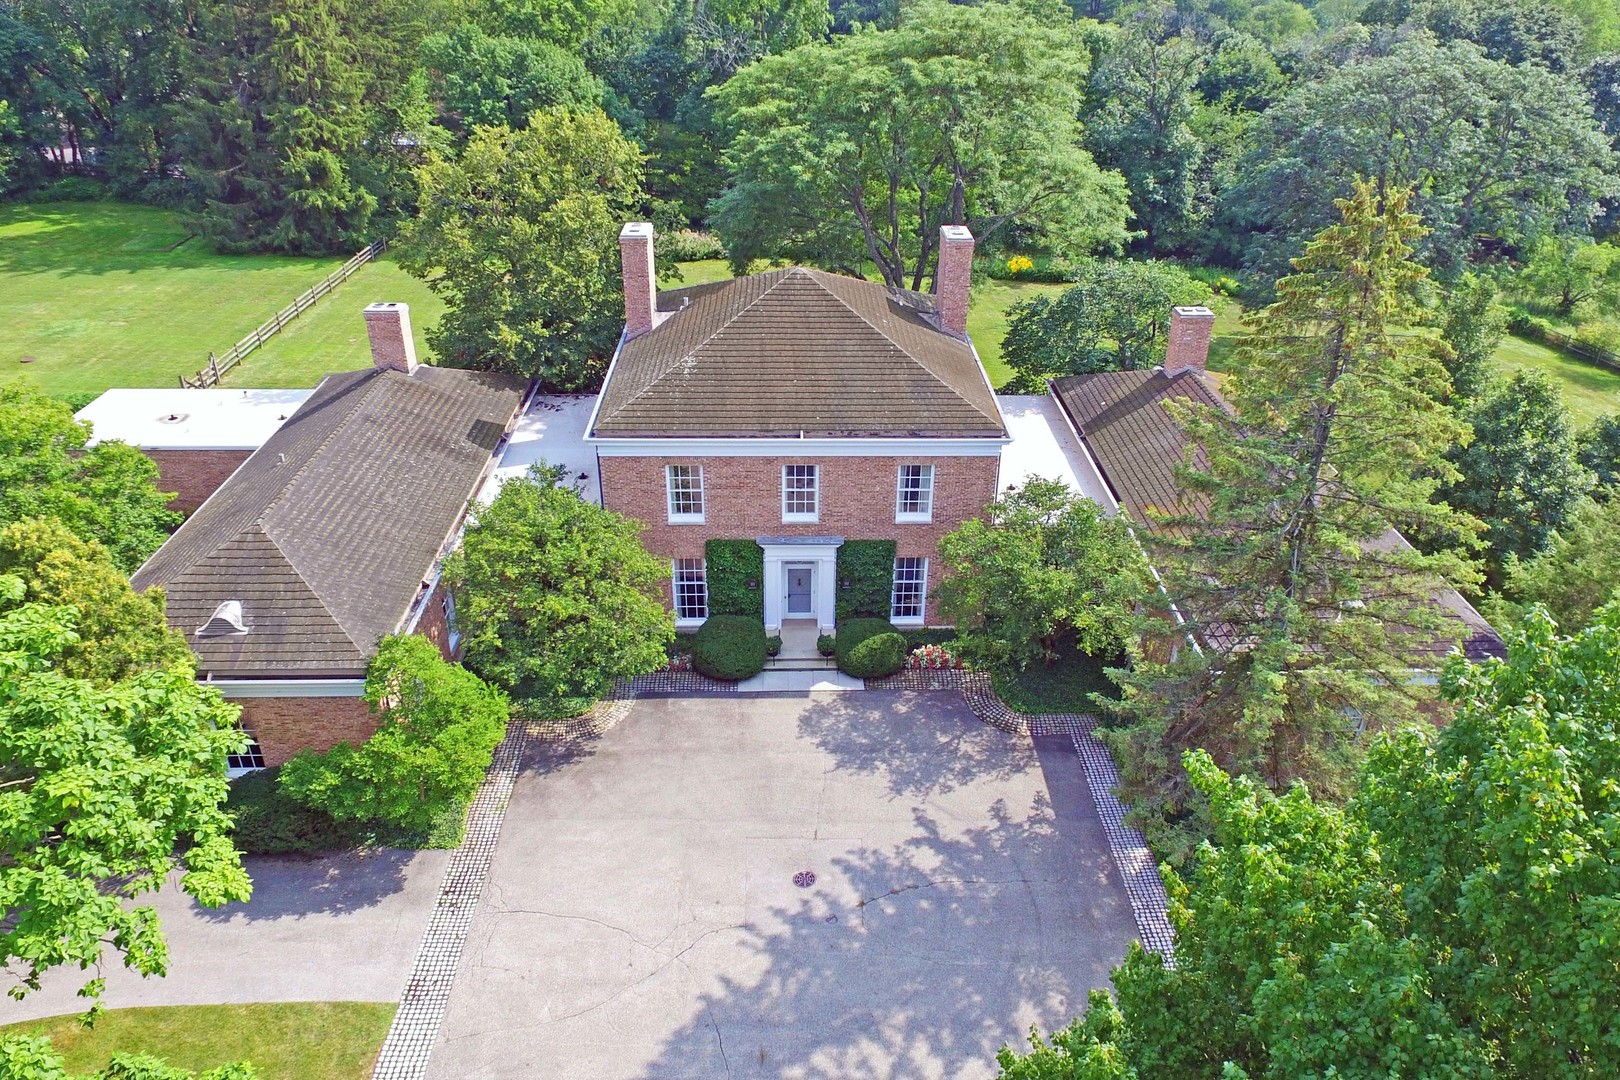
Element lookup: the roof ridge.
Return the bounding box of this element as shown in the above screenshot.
[257,370,391,521]
[803,269,1004,429]
[596,268,800,428]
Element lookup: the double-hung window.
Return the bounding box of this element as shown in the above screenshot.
[666,464,705,523]
[782,464,819,522]
[441,590,462,653]
[895,464,934,522]
[673,558,708,622]
[891,557,928,622]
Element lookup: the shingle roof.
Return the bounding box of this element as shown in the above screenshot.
[592,267,1006,438]
[132,366,526,678]
[1051,369,1505,662]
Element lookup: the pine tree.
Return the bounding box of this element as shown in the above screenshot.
[1104,181,1483,861]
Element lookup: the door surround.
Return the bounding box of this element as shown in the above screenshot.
[759,536,842,633]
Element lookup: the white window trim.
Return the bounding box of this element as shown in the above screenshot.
[441,590,462,653]
[890,556,928,626]
[781,464,819,523]
[895,464,935,524]
[666,463,705,524]
[673,557,709,626]
[225,731,267,778]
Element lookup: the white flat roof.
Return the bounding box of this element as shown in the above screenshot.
[76,388,315,450]
[995,394,1117,511]
[490,394,601,505]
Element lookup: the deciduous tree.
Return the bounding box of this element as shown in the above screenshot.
[0,518,188,685]
[0,384,178,573]
[1439,271,1507,399]
[1104,182,1481,860]
[708,0,1130,289]
[398,107,647,387]
[1233,37,1618,280]
[444,466,672,716]
[935,477,1151,673]
[1001,602,1620,1078]
[1001,259,1212,389]
[279,635,509,834]
[0,575,250,1009]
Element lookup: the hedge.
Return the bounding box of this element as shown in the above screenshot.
[835,617,906,678]
[692,614,768,680]
[836,540,897,621]
[706,539,764,617]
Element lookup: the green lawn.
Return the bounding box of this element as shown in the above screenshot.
[0,201,438,399]
[1487,333,1620,426]
[0,1002,396,1079]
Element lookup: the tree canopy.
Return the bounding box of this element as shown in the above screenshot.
[0,575,251,1009]
[444,466,672,716]
[1233,37,1618,280]
[398,106,647,387]
[934,477,1151,673]
[1000,260,1212,389]
[1000,600,1620,1078]
[708,0,1131,289]
[1105,182,1481,860]
[0,384,178,573]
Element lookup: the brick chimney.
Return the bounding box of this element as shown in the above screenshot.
[620,222,656,340]
[363,303,418,375]
[935,225,974,338]
[1165,305,1215,376]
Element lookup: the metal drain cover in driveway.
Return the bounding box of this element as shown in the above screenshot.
[793,870,816,888]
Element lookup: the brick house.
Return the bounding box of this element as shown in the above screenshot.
[130,304,527,769]
[588,223,1009,632]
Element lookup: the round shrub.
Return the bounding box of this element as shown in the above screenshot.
[835,618,906,678]
[846,632,906,678]
[692,615,768,680]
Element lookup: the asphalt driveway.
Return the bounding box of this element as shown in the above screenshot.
[430,691,1137,1079]
[4,846,447,1023]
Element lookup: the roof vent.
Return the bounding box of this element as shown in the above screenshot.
[195,600,250,638]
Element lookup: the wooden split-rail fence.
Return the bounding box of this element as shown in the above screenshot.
[180,239,386,388]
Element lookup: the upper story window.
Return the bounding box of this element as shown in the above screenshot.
[666,464,705,523]
[896,464,934,522]
[891,557,928,622]
[673,558,708,622]
[782,464,819,522]
[441,590,462,653]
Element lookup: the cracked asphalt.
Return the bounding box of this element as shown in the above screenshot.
[429,691,1136,1079]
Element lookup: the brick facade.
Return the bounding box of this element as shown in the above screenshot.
[236,695,380,767]
[144,449,251,515]
[600,453,1001,624]
[415,581,459,661]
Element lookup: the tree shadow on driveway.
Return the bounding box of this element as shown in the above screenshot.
[629,769,1134,1079]
[795,690,1028,800]
[194,847,428,922]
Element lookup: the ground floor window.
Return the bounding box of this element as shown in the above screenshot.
[891,557,928,621]
[674,558,709,621]
[226,734,267,777]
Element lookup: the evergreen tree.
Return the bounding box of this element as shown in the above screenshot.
[1104,181,1481,861]
[1439,271,1506,400]
[1440,369,1593,571]
[177,0,377,253]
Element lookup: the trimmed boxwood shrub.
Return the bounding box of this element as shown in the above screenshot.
[692,614,768,680]
[706,539,764,617]
[835,617,906,678]
[836,540,897,620]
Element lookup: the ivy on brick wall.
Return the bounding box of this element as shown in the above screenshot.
[836,540,897,621]
[706,539,764,617]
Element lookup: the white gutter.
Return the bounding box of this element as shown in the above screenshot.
[203,678,366,698]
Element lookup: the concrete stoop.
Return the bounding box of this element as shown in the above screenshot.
[765,654,837,671]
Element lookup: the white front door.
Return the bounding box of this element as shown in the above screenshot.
[785,564,814,617]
